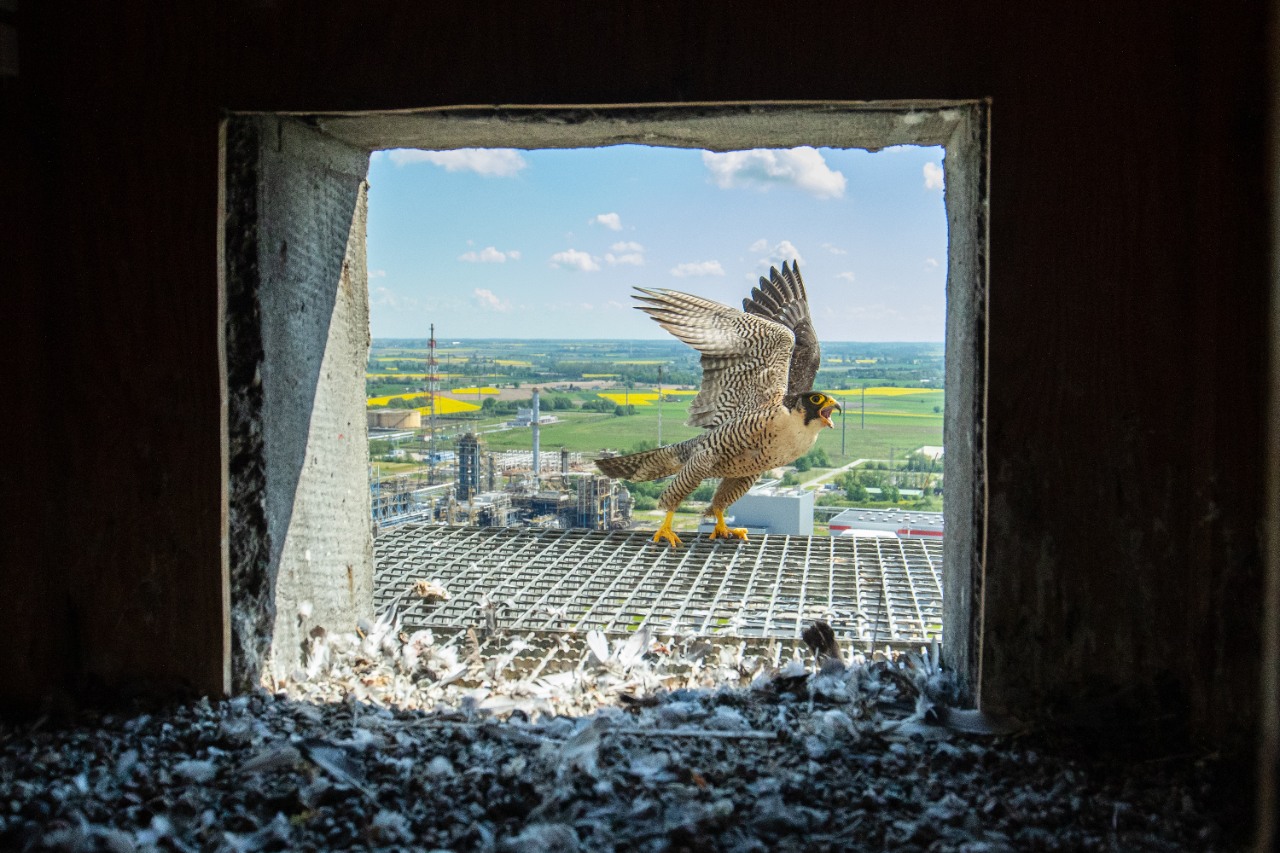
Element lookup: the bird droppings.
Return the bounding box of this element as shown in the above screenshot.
[0,618,1243,852]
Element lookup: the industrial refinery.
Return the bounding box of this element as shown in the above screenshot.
[370,387,634,532]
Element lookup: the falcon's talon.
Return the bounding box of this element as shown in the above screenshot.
[652,528,683,547]
[709,524,749,541]
[651,511,683,547]
[709,510,749,541]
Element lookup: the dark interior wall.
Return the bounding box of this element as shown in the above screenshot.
[2,6,233,704]
[1,26,59,706]
[0,0,1269,760]
[978,8,1268,744]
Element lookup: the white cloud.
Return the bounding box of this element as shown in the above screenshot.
[593,212,623,231]
[369,286,430,314]
[821,243,848,255]
[550,249,600,272]
[749,238,768,253]
[670,260,725,278]
[473,288,512,312]
[388,148,528,177]
[369,268,387,278]
[923,161,944,191]
[924,257,940,269]
[772,240,803,264]
[837,271,856,282]
[702,147,846,198]
[755,240,804,268]
[458,246,520,263]
[605,241,645,266]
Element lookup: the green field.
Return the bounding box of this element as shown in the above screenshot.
[472,396,942,467]
[480,402,702,454]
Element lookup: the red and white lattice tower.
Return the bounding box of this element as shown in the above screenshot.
[426,323,439,484]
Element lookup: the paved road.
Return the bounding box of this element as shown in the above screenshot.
[800,459,870,489]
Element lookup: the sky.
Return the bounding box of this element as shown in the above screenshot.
[366,144,948,341]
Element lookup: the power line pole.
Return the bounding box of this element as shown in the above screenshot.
[840,402,846,456]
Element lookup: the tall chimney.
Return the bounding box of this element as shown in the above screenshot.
[531,388,541,486]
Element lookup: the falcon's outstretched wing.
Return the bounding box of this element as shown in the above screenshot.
[633,288,795,429]
[742,261,821,397]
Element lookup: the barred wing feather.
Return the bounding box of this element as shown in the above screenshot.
[633,287,794,429]
[741,260,821,396]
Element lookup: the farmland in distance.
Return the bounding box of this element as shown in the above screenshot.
[367,338,944,514]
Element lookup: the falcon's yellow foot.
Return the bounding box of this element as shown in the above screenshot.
[652,511,683,547]
[708,509,749,541]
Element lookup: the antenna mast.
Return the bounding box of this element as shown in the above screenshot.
[427,323,438,484]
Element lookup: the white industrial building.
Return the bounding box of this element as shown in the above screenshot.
[507,407,558,427]
[696,481,815,536]
[827,507,944,538]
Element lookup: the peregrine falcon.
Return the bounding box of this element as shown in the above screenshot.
[595,261,841,547]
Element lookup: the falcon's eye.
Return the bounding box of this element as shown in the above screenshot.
[809,394,824,405]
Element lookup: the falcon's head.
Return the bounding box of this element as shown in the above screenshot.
[799,392,842,429]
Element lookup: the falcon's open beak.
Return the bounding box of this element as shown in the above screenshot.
[819,398,841,429]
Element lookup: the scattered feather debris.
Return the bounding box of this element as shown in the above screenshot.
[0,618,1240,850]
[412,580,450,601]
[801,620,841,664]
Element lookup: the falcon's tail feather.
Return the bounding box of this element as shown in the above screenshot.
[595,445,683,482]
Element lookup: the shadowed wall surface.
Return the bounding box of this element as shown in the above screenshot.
[224,117,373,689]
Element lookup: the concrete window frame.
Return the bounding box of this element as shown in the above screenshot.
[220,101,990,698]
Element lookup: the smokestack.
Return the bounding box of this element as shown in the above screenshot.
[532,388,541,485]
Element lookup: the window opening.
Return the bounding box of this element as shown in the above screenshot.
[364,142,950,665]
[224,103,988,698]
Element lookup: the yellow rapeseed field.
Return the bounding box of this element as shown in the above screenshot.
[597,392,662,406]
[451,387,500,395]
[494,359,533,367]
[367,393,481,413]
[415,398,480,415]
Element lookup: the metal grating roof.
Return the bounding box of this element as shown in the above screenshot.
[374,526,944,653]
